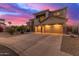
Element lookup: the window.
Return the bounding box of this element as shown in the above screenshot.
[54,12,60,16]
[39,16,45,22]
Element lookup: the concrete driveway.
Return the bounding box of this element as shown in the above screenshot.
[0,32,71,56]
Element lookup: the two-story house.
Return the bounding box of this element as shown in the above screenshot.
[28,7,68,34]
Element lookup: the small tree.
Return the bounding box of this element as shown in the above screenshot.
[66,26,72,34]
[6,26,16,35]
[73,26,78,35]
[8,21,12,26]
[16,26,27,34]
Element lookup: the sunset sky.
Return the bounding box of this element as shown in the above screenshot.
[0,3,79,26]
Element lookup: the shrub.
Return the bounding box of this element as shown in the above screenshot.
[0,26,3,32]
[72,26,78,35]
[16,26,27,34]
[6,27,16,35]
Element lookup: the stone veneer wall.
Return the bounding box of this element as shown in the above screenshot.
[61,35,79,56]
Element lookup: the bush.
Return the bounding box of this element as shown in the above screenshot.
[6,25,30,35]
[72,27,78,35]
[0,26,3,32]
[6,27,16,35]
[16,26,27,34]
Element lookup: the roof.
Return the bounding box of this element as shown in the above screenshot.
[0,19,5,21]
[34,7,67,16]
[33,7,67,23]
[34,9,49,16]
[0,23,6,25]
[51,7,67,13]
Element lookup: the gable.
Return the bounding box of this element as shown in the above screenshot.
[33,7,68,26]
[52,7,67,18]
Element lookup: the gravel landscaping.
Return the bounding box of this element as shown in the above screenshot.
[61,35,79,56]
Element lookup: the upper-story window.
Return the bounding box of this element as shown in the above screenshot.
[39,16,45,22]
[53,12,60,16]
[36,13,46,23]
[53,9,66,18]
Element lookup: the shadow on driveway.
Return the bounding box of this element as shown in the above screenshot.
[0,44,19,56]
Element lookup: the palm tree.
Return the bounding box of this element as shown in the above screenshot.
[8,21,12,26]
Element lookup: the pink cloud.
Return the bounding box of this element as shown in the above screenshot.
[27,3,57,11]
[66,19,79,26]
[0,15,29,26]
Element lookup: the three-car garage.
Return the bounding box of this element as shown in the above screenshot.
[35,24,63,33]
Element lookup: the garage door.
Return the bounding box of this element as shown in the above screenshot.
[52,24,63,33]
[44,25,51,33]
[35,24,63,33]
[35,26,41,32]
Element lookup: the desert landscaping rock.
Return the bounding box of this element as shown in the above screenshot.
[61,35,79,56]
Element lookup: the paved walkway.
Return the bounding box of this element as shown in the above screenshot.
[0,32,71,56]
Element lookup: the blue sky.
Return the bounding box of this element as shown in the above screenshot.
[0,3,78,25]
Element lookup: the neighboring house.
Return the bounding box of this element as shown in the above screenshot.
[27,19,35,32]
[28,7,68,34]
[0,19,6,32]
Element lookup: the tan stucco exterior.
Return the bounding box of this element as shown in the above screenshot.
[29,7,68,33]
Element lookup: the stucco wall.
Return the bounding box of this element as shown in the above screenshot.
[34,17,66,26]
